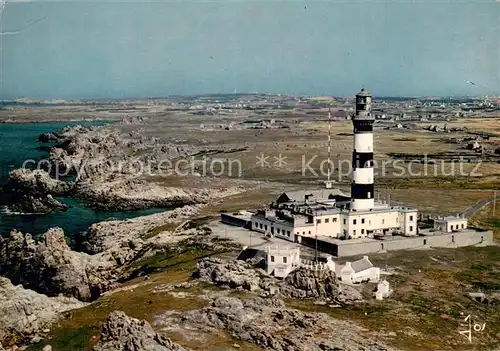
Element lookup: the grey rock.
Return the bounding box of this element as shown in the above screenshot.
[93,311,188,351]
[0,169,72,214]
[157,295,394,351]
[0,277,85,347]
[195,257,362,303]
[0,228,116,301]
[37,132,60,143]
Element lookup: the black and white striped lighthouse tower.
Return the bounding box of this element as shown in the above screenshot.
[351,88,375,211]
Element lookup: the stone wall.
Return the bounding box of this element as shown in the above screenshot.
[334,230,493,257]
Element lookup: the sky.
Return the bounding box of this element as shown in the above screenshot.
[0,0,499,99]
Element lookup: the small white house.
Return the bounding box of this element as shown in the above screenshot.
[265,246,301,278]
[336,256,380,284]
[434,215,468,233]
[375,280,392,300]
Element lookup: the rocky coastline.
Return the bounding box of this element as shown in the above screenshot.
[0,169,72,214]
[1,124,245,213]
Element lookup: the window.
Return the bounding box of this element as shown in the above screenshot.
[259,223,263,229]
[361,218,365,224]
[277,228,280,234]
[317,219,321,224]
[409,215,413,221]
[287,231,291,237]
[353,230,356,235]
[308,231,311,234]
[461,224,464,229]
[353,219,357,225]
[382,219,385,224]
[264,225,267,230]
[410,226,413,231]
[302,231,305,235]
[452,235,455,243]
[333,218,337,222]
[396,218,398,223]
[381,243,384,250]
[361,229,365,234]
[424,239,427,245]
[271,256,275,262]
[325,218,330,223]
[283,257,287,263]
[343,219,346,225]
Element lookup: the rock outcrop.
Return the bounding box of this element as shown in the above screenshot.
[0,169,72,214]
[37,132,61,143]
[78,205,202,254]
[39,125,244,211]
[93,311,188,351]
[3,169,72,196]
[3,194,69,214]
[195,257,362,303]
[0,207,233,301]
[156,295,393,351]
[0,277,85,347]
[0,228,117,301]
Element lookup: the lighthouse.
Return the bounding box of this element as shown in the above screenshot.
[351,88,375,211]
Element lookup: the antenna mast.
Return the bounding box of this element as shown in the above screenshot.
[326,108,332,188]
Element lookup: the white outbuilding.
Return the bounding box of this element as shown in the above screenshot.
[336,256,380,284]
[374,280,392,300]
[265,246,301,278]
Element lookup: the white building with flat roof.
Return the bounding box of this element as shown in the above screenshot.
[265,246,301,278]
[434,215,468,232]
[251,199,418,242]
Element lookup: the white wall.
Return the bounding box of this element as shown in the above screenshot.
[345,211,400,238]
[434,218,468,232]
[266,248,300,278]
[401,211,417,235]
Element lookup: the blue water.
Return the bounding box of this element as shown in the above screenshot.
[0,122,167,236]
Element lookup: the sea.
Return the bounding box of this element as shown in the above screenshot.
[0,122,166,237]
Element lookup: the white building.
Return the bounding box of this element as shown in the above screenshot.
[251,199,418,241]
[265,246,301,278]
[375,280,392,300]
[335,256,380,284]
[434,215,468,232]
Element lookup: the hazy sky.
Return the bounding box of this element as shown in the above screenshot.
[1,0,499,98]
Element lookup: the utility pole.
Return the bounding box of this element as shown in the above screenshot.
[315,210,318,263]
[493,190,497,217]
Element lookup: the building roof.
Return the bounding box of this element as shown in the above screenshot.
[276,189,347,204]
[350,256,374,273]
[437,215,466,222]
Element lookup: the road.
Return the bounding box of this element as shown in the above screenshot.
[462,194,498,218]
